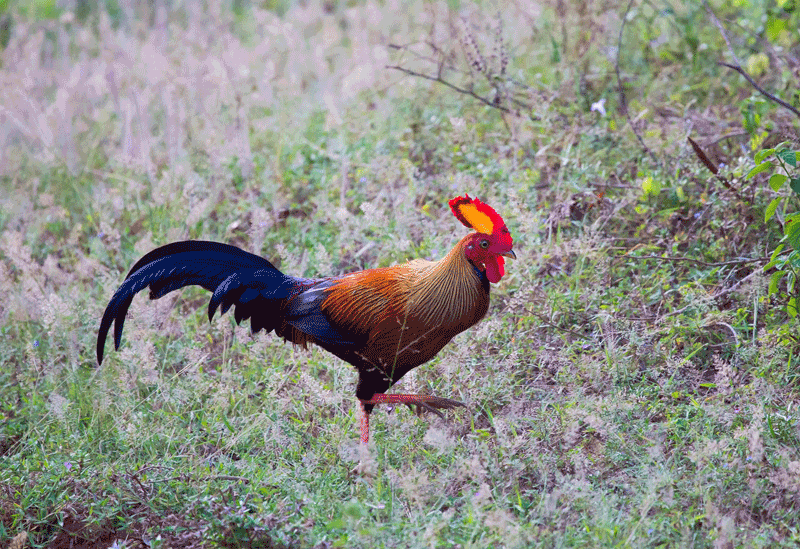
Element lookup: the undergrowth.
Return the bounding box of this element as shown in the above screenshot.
[1,0,799,548]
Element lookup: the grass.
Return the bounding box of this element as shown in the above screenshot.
[1,0,800,547]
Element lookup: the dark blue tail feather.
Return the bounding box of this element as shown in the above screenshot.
[97,241,290,364]
[96,240,364,367]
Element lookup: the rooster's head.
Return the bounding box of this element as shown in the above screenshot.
[449,194,515,283]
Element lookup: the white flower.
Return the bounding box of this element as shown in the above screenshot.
[591,98,607,116]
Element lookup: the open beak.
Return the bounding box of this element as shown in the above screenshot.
[501,249,517,260]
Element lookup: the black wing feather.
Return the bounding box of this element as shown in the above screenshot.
[284,279,357,348]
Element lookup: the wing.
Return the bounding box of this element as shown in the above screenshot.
[282,277,362,348]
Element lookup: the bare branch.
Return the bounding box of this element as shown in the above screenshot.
[626,254,768,268]
[386,64,511,113]
[705,1,800,119]
[718,62,800,119]
[664,268,762,318]
[704,1,743,66]
[387,15,531,115]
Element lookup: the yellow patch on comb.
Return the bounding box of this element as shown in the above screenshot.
[456,202,495,234]
[449,194,504,234]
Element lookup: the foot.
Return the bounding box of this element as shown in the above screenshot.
[362,393,466,418]
[354,394,466,451]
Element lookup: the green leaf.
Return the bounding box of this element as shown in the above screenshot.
[789,250,800,268]
[790,177,800,196]
[764,243,786,271]
[788,297,798,318]
[766,16,786,42]
[769,173,788,191]
[765,197,783,222]
[765,257,786,271]
[754,148,777,164]
[778,149,798,167]
[641,175,661,197]
[746,161,773,179]
[772,242,786,260]
[769,270,786,295]
[785,215,800,250]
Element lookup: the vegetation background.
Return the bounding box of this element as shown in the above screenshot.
[1,0,799,547]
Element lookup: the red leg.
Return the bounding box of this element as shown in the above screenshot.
[351,404,376,477]
[357,393,464,442]
[359,401,371,445]
[352,394,463,476]
[361,393,464,417]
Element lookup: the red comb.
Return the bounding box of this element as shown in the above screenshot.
[448,194,505,235]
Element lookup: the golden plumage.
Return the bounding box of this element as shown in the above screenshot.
[318,235,489,387]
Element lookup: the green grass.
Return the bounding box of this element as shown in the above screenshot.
[1,0,800,547]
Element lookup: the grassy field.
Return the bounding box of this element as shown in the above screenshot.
[1,0,799,547]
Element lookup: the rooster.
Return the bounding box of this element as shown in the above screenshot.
[97,195,515,445]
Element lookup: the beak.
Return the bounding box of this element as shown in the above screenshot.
[501,249,517,260]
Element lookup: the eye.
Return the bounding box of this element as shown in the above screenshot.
[480,239,489,249]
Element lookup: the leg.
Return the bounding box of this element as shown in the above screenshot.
[361,393,465,418]
[357,394,464,443]
[350,402,376,477]
[351,394,464,477]
[359,401,371,444]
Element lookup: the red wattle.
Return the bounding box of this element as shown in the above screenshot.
[486,256,505,283]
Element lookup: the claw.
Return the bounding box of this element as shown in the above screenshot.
[355,393,466,455]
[363,393,465,419]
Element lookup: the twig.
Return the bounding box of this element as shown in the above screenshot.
[687,136,746,202]
[664,268,762,318]
[526,310,594,341]
[274,361,298,395]
[386,65,511,113]
[704,1,742,65]
[706,321,739,347]
[615,0,659,164]
[388,42,460,75]
[203,475,251,483]
[154,474,251,484]
[717,62,800,119]
[627,254,769,268]
[702,131,749,147]
[705,1,800,119]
